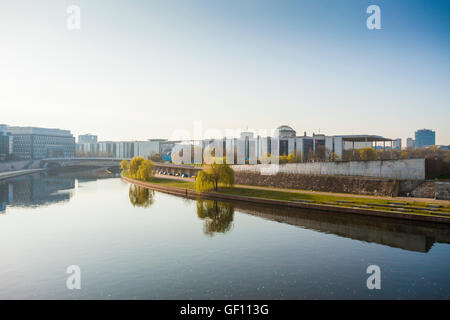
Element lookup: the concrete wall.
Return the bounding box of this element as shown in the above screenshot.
[0,160,42,173]
[232,159,426,180]
[234,171,400,196]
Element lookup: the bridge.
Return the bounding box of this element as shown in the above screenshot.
[42,158,203,177]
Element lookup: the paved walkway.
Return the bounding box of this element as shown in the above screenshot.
[154,174,450,205]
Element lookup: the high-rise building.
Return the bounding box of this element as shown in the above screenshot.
[78,134,98,144]
[415,129,435,148]
[5,126,75,160]
[406,138,415,149]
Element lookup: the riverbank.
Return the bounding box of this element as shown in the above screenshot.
[121,175,450,224]
[0,169,46,181]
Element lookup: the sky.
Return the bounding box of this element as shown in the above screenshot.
[1,0,449,144]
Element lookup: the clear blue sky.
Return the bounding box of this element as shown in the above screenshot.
[1,0,449,144]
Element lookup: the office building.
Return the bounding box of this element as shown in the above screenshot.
[5,126,75,160]
[190,125,393,163]
[415,129,435,148]
[76,139,174,159]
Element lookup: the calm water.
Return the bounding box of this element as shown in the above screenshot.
[0,170,449,299]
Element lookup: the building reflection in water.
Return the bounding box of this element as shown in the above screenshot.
[231,201,450,253]
[124,185,450,252]
[196,199,234,236]
[128,185,155,208]
[0,168,117,213]
[0,173,75,212]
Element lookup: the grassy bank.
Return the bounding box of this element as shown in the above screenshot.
[129,175,450,218]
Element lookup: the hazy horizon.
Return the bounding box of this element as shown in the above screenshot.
[1,0,449,144]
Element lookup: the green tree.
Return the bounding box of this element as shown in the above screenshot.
[359,147,379,161]
[137,159,155,181]
[120,160,129,174]
[400,151,410,159]
[196,170,215,192]
[129,156,145,178]
[287,152,299,163]
[195,163,235,192]
[279,155,288,164]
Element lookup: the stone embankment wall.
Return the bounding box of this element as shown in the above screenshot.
[234,171,449,199]
[234,171,400,196]
[232,159,426,180]
[0,160,42,173]
[435,182,450,200]
[409,181,436,199]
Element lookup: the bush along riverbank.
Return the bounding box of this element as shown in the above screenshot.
[120,163,450,224]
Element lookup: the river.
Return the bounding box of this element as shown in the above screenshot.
[0,169,449,299]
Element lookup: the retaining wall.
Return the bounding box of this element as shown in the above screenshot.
[234,171,400,196]
[0,160,42,173]
[232,159,426,180]
[435,182,450,200]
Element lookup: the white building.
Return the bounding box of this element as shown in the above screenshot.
[76,139,170,159]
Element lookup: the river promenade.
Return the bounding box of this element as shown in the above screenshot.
[121,174,450,224]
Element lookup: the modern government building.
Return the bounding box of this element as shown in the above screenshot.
[0,125,75,160]
[74,125,395,163]
[193,125,395,163]
[0,123,398,163]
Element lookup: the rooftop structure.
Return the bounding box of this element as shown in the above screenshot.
[78,134,98,144]
[275,125,296,138]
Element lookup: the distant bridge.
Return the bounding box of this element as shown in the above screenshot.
[42,158,203,176]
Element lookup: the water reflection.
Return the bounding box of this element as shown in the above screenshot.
[128,185,155,208]
[231,201,450,253]
[196,199,234,236]
[0,172,448,299]
[131,185,450,252]
[2,170,449,254]
[0,168,117,212]
[0,173,75,211]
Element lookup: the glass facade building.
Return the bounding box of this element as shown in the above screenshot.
[5,126,75,160]
[415,129,436,148]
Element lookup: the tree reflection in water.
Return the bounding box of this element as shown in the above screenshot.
[196,199,234,236]
[128,185,155,208]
